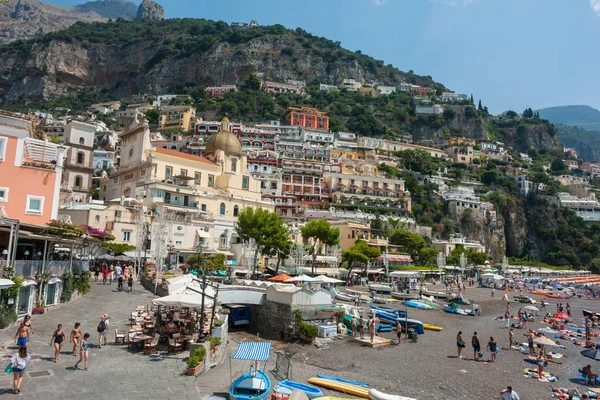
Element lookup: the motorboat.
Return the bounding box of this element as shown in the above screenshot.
[229,369,271,400]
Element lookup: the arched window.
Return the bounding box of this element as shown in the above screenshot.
[231,159,237,173]
[77,152,84,164]
[219,203,226,215]
[74,176,82,188]
[79,137,84,145]
[233,205,239,217]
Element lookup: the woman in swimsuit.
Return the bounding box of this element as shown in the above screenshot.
[50,324,66,363]
[75,333,90,371]
[22,315,34,335]
[70,322,82,356]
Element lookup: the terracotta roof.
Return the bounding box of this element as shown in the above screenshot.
[154,147,216,166]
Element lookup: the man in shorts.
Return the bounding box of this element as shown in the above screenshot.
[472,332,481,361]
[97,314,110,348]
[14,322,30,347]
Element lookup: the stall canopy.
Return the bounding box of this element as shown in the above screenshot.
[232,341,272,361]
[267,274,292,282]
[481,273,504,280]
[0,278,15,289]
[285,274,319,283]
[314,275,344,284]
[152,292,213,308]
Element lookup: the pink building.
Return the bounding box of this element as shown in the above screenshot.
[0,112,66,225]
[205,85,238,98]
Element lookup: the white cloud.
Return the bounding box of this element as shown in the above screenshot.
[591,0,600,16]
[373,0,387,5]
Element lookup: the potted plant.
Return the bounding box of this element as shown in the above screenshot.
[299,322,318,343]
[186,346,207,376]
[208,337,222,356]
[213,319,224,327]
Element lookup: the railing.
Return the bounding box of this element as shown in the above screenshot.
[13,260,90,277]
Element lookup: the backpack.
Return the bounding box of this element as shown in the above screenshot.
[472,336,479,347]
[97,318,107,333]
[523,313,528,321]
[128,277,133,285]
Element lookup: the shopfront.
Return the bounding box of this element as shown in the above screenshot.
[17,279,36,315]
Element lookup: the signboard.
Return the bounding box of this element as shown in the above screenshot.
[225,260,237,266]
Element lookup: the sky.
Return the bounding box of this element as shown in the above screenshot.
[49,0,600,114]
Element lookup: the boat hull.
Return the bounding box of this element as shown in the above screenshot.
[368,388,416,400]
[277,380,323,398]
[307,378,370,399]
[229,370,271,400]
[316,374,369,388]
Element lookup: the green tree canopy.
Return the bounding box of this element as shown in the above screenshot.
[388,229,426,259]
[186,253,226,272]
[300,220,340,276]
[145,109,160,125]
[394,149,439,175]
[342,239,381,276]
[102,242,135,255]
[446,246,488,265]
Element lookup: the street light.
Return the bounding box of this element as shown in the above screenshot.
[196,239,209,343]
[167,241,174,270]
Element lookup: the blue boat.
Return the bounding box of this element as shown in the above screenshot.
[371,310,425,334]
[369,305,408,318]
[229,369,271,400]
[444,307,468,316]
[316,374,370,388]
[402,301,432,310]
[276,380,323,398]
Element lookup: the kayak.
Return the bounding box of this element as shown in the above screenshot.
[444,306,468,315]
[402,301,432,310]
[368,388,417,400]
[316,374,369,388]
[371,310,425,334]
[307,378,370,399]
[423,324,443,331]
[277,380,323,398]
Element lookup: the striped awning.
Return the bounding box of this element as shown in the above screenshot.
[232,342,272,361]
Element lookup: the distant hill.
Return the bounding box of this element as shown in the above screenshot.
[557,124,600,162]
[537,105,600,131]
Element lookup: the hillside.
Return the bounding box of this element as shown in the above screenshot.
[537,105,600,131]
[0,0,141,43]
[557,124,600,162]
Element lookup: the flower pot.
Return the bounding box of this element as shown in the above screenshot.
[299,333,314,343]
[187,361,205,376]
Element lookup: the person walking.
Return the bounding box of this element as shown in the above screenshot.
[50,324,66,363]
[350,317,357,337]
[359,316,365,339]
[527,330,536,355]
[456,331,465,358]
[566,303,572,318]
[500,386,520,400]
[94,265,100,282]
[70,322,82,356]
[75,333,90,371]
[97,314,110,348]
[472,332,481,361]
[509,328,515,350]
[396,320,402,345]
[117,274,124,291]
[10,345,31,394]
[102,266,109,284]
[127,275,134,292]
[14,320,30,348]
[504,310,511,329]
[487,336,498,362]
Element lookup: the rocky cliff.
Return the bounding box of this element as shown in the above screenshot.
[135,0,164,21]
[491,119,563,154]
[410,106,490,142]
[75,0,138,20]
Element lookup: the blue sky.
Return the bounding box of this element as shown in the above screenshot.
[50,0,600,114]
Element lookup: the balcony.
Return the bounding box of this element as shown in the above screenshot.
[21,138,60,170]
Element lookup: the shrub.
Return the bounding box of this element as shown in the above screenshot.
[0,307,17,329]
[208,336,222,350]
[299,322,318,338]
[213,319,224,327]
[186,346,207,368]
[219,308,230,315]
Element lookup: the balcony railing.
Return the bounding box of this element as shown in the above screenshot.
[13,260,90,277]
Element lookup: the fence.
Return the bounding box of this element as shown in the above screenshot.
[13,260,90,277]
[271,352,292,380]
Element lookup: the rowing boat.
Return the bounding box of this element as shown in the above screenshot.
[423,323,443,331]
[316,374,369,388]
[307,378,370,399]
[276,380,323,398]
[368,388,417,400]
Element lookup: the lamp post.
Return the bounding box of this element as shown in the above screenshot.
[167,241,174,271]
[196,240,208,343]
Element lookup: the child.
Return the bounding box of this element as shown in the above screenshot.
[75,333,90,371]
[127,275,134,292]
[487,336,497,362]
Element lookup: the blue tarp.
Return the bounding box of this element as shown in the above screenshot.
[232,342,272,361]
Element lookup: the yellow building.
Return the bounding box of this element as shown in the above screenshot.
[158,106,197,132]
[329,220,388,252]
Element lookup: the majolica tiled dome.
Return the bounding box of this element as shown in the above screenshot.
[204,117,242,156]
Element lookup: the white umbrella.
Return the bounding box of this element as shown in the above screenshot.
[534,336,558,346]
[152,292,213,308]
[524,305,539,312]
[285,274,319,283]
[314,275,344,284]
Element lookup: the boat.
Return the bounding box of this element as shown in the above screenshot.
[390,292,420,300]
[402,301,432,310]
[444,306,468,316]
[421,289,450,299]
[512,296,536,304]
[228,369,271,400]
[423,323,443,331]
[336,293,356,302]
[307,378,370,399]
[369,284,393,294]
[316,374,369,388]
[369,305,408,318]
[314,397,361,400]
[416,298,440,308]
[583,309,600,319]
[372,296,398,304]
[368,388,417,400]
[586,297,600,301]
[276,380,323,398]
[371,310,425,334]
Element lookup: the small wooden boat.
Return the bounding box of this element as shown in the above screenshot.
[336,293,355,302]
[390,292,419,300]
[583,309,600,318]
[368,284,393,294]
[276,380,323,398]
[368,388,417,400]
[229,369,271,400]
[316,374,369,388]
[307,378,370,399]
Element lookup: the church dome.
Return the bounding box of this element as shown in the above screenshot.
[204,117,242,156]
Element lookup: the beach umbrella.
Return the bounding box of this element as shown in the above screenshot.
[582,348,600,361]
[534,337,558,346]
[285,274,319,283]
[525,305,539,312]
[268,274,292,282]
[554,313,570,319]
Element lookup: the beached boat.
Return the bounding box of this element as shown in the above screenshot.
[390,292,420,300]
[402,301,432,310]
[229,370,271,400]
[276,380,323,398]
[421,289,450,299]
[369,284,393,294]
[586,297,600,301]
[316,374,369,388]
[368,388,417,400]
[583,309,600,318]
[336,293,355,302]
[369,305,408,318]
[307,378,370,399]
[314,397,361,400]
[444,306,468,316]
[372,296,398,304]
[371,310,425,334]
[423,323,443,331]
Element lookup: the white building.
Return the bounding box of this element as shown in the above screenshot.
[341,79,362,91]
[302,129,334,144]
[93,150,116,171]
[415,105,443,115]
[319,84,338,92]
[436,92,464,102]
[377,86,397,95]
[555,193,600,222]
[516,176,546,197]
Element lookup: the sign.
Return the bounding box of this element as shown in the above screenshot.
[225,260,237,266]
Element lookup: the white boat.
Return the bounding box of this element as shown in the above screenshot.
[369,388,417,400]
[335,292,355,302]
[369,284,393,294]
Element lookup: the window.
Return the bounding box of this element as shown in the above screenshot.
[208,175,214,187]
[129,147,134,158]
[79,137,84,145]
[25,195,44,214]
[165,166,173,178]
[95,215,100,223]
[77,152,85,164]
[219,203,226,215]
[180,169,187,177]
[0,187,8,202]
[242,176,249,190]
[0,137,7,161]
[231,159,237,172]
[122,231,132,242]
[201,204,207,212]
[74,176,82,188]
[194,172,201,185]
[141,169,145,176]
[233,205,239,217]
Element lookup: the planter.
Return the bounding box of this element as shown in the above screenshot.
[187,361,205,376]
[299,333,315,343]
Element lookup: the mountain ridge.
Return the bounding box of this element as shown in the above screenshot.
[537,104,600,131]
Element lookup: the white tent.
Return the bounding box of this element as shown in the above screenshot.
[314,275,344,284]
[481,273,504,280]
[152,292,213,308]
[285,274,319,283]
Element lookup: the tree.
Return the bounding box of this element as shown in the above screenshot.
[523,108,534,118]
[446,246,488,265]
[470,94,474,103]
[235,208,290,273]
[145,109,160,125]
[300,220,340,276]
[103,242,135,255]
[480,170,499,186]
[388,229,426,259]
[343,239,381,277]
[186,253,226,272]
[477,100,483,111]
[394,149,438,175]
[242,74,262,91]
[443,108,455,121]
[418,247,440,266]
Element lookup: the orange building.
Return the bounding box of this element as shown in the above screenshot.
[0,112,66,225]
[410,86,433,97]
[284,106,329,130]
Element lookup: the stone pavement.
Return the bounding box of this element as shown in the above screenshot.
[0,277,257,399]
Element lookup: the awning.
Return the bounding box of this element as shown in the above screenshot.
[216,250,234,256]
[378,256,412,262]
[21,279,37,287]
[48,277,62,284]
[232,341,272,361]
[0,278,15,289]
[152,292,214,308]
[196,230,211,239]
